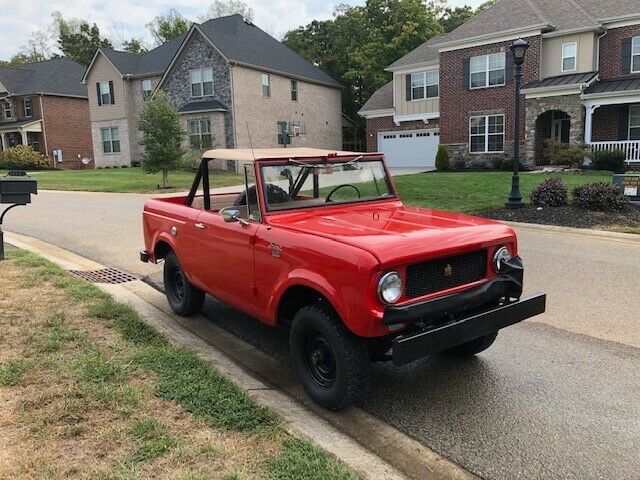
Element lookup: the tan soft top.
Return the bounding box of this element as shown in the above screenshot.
[201,147,367,162]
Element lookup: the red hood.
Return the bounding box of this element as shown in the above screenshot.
[267,201,516,266]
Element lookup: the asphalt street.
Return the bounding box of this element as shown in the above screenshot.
[4,189,640,479]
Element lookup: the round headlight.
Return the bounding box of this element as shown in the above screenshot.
[493,246,512,272]
[378,272,403,304]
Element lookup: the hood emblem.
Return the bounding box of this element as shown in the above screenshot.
[444,264,453,277]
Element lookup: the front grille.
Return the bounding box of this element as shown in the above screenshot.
[405,250,487,299]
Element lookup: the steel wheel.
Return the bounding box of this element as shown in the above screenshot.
[304,332,337,388]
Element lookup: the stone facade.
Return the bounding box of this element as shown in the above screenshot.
[365,117,439,152]
[524,94,585,165]
[91,118,131,168]
[163,33,234,148]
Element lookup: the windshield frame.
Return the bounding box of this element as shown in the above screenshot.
[257,155,398,214]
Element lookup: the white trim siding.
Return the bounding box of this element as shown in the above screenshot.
[632,37,640,74]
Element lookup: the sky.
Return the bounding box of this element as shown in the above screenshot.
[0,0,484,60]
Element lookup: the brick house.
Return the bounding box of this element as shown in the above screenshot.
[0,57,93,169]
[359,0,640,169]
[83,15,342,168]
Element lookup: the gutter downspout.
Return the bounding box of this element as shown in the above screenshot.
[596,29,608,72]
[39,94,49,165]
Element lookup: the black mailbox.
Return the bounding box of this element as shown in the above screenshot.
[0,171,38,204]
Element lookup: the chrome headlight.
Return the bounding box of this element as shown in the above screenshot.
[378,272,403,304]
[493,246,512,272]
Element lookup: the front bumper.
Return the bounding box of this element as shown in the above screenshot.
[391,293,546,366]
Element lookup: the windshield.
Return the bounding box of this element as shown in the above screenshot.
[260,158,394,211]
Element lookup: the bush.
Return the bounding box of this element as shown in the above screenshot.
[179,149,204,172]
[0,145,50,170]
[468,159,490,171]
[435,146,450,171]
[572,181,627,211]
[543,140,592,169]
[453,158,466,171]
[593,150,626,173]
[530,177,567,207]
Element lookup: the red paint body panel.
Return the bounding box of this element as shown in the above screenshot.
[142,155,518,338]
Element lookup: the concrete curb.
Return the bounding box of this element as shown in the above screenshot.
[5,231,478,480]
[504,221,640,244]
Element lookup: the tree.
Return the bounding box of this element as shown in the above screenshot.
[147,9,191,45]
[139,91,185,189]
[439,5,474,33]
[53,12,112,65]
[199,1,254,22]
[122,39,148,54]
[477,0,499,13]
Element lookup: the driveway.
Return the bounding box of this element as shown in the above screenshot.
[5,190,640,479]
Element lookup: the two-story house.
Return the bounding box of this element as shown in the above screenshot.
[83,14,342,168]
[359,0,640,169]
[0,57,93,168]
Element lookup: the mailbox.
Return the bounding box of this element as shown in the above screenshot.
[0,171,38,204]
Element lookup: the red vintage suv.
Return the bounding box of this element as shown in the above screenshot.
[141,148,546,410]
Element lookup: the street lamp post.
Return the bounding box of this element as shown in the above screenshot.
[505,38,529,209]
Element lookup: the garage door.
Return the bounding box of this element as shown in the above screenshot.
[378,129,439,168]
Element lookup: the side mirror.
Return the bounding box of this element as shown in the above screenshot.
[223,208,241,223]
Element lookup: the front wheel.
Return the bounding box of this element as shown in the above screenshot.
[290,304,370,410]
[163,251,205,316]
[445,332,498,357]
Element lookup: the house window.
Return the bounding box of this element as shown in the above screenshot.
[411,70,439,100]
[101,127,120,154]
[4,100,12,118]
[99,81,113,105]
[190,68,213,97]
[632,37,640,74]
[23,98,32,117]
[470,114,504,153]
[188,119,212,149]
[262,73,271,97]
[291,80,298,101]
[562,42,577,72]
[470,53,506,89]
[630,106,640,141]
[141,79,153,100]
[277,121,289,145]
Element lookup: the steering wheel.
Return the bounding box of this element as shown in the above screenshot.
[233,184,291,206]
[325,184,361,203]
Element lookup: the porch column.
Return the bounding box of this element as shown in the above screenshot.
[0,133,6,152]
[20,129,28,146]
[584,105,598,144]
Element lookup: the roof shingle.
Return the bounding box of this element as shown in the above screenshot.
[0,57,87,97]
[359,81,393,113]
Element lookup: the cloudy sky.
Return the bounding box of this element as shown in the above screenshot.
[1,0,483,60]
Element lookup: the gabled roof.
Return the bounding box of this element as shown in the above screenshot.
[359,81,393,113]
[194,15,340,88]
[0,57,87,97]
[84,33,187,81]
[387,35,445,71]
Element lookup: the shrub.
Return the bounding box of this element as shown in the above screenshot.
[543,139,592,168]
[435,146,450,171]
[530,177,567,207]
[0,145,50,170]
[572,181,627,211]
[453,158,466,171]
[468,159,490,171]
[593,150,626,173]
[179,149,203,172]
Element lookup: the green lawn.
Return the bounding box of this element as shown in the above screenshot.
[392,170,613,213]
[0,167,244,193]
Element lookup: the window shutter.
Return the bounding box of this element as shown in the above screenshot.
[108,81,115,105]
[618,105,630,141]
[622,38,633,75]
[96,83,102,106]
[462,58,470,89]
[405,74,411,101]
[505,54,514,83]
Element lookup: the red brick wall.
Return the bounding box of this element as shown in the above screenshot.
[592,105,622,142]
[439,35,541,146]
[365,116,440,152]
[41,95,94,169]
[598,24,640,80]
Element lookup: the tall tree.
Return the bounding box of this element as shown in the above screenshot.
[199,1,255,22]
[139,91,185,189]
[439,5,474,33]
[53,12,112,65]
[122,39,148,54]
[147,9,191,45]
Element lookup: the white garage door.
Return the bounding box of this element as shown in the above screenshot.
[378,129,439,168]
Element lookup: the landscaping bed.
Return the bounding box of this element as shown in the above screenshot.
[0,249,355,480]
[477,203,640,233]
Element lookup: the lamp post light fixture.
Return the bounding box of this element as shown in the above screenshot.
[505,38,530,209]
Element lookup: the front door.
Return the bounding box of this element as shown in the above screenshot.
[552,116,570,144]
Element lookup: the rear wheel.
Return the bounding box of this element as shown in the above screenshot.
[445,332,498,357]
[290,304,370,410]
[163,251,205,316]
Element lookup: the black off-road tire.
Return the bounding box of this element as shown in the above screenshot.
[445,332,499,357]
[290,304,370,410]
[163,251,205,316]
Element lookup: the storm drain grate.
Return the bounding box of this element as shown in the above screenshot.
[69,268,138,284]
